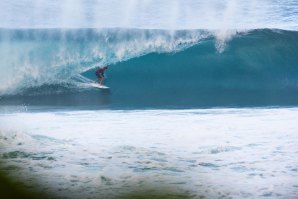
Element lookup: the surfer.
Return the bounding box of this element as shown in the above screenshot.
[95,66,108,85]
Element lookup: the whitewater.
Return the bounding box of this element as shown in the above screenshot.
[0,1,298,199]
[1,108,298,198]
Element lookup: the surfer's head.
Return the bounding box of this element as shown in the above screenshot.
[104,66,108,69]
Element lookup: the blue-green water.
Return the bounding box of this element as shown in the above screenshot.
[1,1,298,198]
[1,29,298,109]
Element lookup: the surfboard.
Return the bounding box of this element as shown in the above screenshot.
[89,82,109,89]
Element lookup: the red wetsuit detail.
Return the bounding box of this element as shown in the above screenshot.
[96,68,105,74]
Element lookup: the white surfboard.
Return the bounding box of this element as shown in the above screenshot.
[89,82,109,89]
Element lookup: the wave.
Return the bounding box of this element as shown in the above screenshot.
[1,28,298,108]
[0,28,220,95]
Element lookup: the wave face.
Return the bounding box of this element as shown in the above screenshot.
[0,28,211,94]
[1,28,298,108]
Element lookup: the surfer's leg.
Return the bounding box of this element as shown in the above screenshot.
[99,77,105,85]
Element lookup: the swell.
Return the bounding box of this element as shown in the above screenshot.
[99,29,298,91]
[84,29,298,108]
[1,29,298,108]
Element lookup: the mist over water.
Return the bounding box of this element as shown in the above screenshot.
[0,0,298,30]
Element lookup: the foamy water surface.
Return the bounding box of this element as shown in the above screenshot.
[0,108,298,198]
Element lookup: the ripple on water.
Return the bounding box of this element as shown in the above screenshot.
[2,151,55,161]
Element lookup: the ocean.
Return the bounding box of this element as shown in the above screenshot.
[0,1,298,198]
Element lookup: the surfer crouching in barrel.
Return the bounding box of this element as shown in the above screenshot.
[96,66,108,85]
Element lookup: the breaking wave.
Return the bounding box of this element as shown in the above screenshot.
[0,28,298,108]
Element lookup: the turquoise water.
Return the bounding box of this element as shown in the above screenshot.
[1,29,298,108]
[1,1,298,198]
